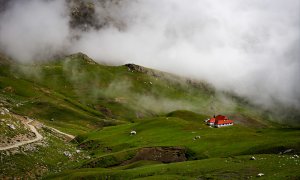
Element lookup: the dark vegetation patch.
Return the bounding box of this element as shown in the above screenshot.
[78,139,103,150]
[82,146,190,169]
[82,149,137,168]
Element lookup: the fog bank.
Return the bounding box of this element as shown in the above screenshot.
[0,0,299,110]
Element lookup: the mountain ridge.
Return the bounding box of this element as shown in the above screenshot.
[0,52,297,126]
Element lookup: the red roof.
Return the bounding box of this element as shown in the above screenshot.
[207,115,234,126]
[215,119,233,125]
[215,115,228,120]
[207,118,215,123]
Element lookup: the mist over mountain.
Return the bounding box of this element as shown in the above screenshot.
[1,1,300,179]
[0,0,299,113]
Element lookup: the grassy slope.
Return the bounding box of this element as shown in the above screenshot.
[0,128,89,179]
[48,154,300,180]
[0,55,114,134]
[47,110,299,179]
[78,118,299,158]
[0,111,31,138]
[7,53,279,126]
[0,53,299,179]
[1,53,281,130]
[48,115,300,179]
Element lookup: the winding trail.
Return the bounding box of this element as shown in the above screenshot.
[0,115,75,151]
[44,125,75,140]
[0,119,42,151]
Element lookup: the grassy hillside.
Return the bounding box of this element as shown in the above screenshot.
[1,53,280,129]
[47,154,300,179]
[0,53,299,179]
[47,115,300,179]
[76,116,299,160]
[0,125,90,179]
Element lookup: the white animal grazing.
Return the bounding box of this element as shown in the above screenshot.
[257,173,264,177]
[130,130,137,135]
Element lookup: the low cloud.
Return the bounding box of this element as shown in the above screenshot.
[0,0,70,61]
[0,0,299,111]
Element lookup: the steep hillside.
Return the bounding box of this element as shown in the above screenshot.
[1,53,279,128]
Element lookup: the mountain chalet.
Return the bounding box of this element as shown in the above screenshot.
[206,115,234,128]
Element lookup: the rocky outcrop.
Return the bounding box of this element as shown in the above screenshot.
[125,64,147,73]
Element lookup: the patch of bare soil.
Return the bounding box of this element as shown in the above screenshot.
[0,132,36,147]
[124,146,187,165]
[2,86,15,93]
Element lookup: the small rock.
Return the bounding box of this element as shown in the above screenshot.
[283,149,294,154]
[63,151,72,157]
[7,124,16,130]
[26,117,33,121]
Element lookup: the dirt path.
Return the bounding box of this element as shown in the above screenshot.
[0,115,75,151]
[0,119,43,151]
[44,125,75,140]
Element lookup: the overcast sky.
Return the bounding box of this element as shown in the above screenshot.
[0,0,299,110]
